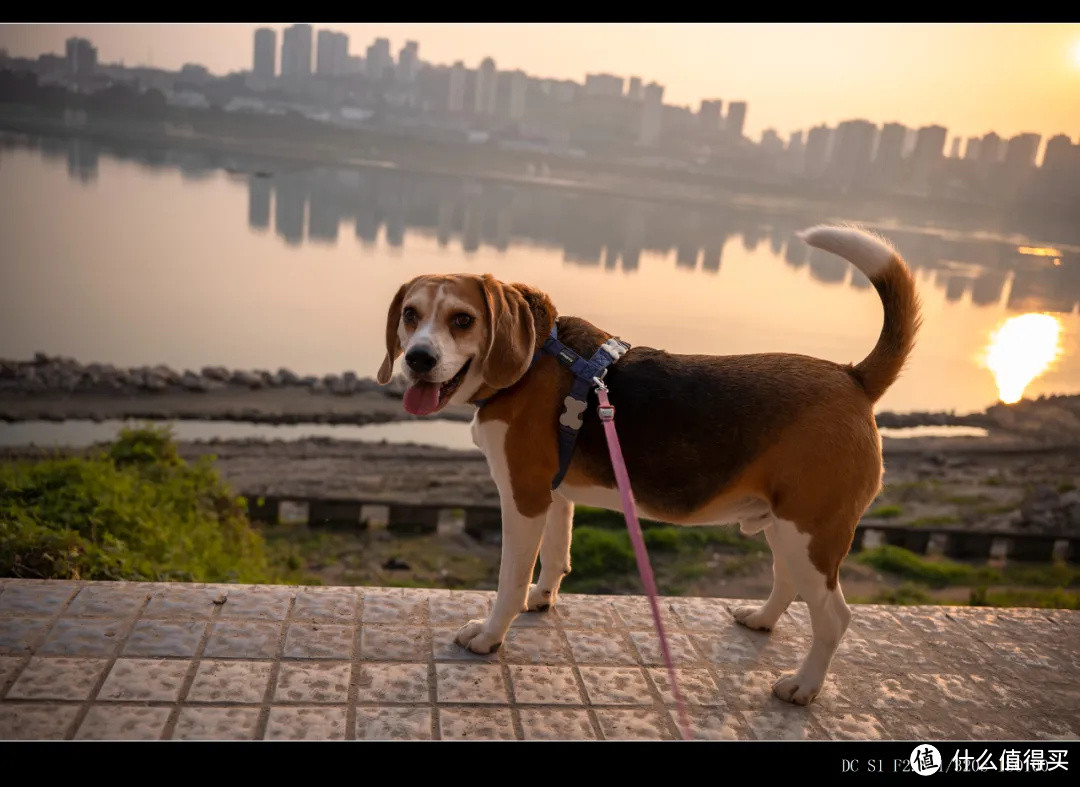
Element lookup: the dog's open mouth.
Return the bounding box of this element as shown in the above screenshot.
[402,359,471,416]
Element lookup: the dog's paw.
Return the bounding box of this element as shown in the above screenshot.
[453,619,503,655]
[772,673,822,706]
[526,583,557,612]
[732,605,774,632]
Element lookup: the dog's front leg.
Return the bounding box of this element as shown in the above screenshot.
[455,496,548,654]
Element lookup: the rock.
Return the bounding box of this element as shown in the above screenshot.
[231,370,263,389]
[180,371,209,392]
[383,375,408,396]
[328,375,355,396]
[152,364,180,385]
[202,366,231,382]
[1061,491,1080,531]
[1020,485,1060,521]
[142,373,167,392]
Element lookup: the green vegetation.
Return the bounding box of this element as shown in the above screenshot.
[908,515,962,528]
[969,587,1080,610]
[867,504,903,519]
[0,425,270,582]
[853,545,1080,609]
[855,545,996,588]
[861,582,936,606]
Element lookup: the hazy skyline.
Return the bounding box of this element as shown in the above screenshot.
[1,23,1078,142]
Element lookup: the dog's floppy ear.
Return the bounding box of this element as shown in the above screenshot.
[377,282,409,385]
[479,275,556,390]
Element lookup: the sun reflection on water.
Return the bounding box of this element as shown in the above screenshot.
[984,313,1063,404]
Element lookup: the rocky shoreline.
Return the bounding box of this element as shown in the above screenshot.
[0,355,472,425]
[3,354,1080,441]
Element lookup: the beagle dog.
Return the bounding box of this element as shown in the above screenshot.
[377,225,920,705]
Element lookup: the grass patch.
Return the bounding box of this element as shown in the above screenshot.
[855,545,998,588]
[1000,563,1080,588]
[969,587,1080,610]
[1059,482,1077,494]
[867,504,903,519]
[0,424,270,582]
[908,515,962,528]
[865,582,936,605]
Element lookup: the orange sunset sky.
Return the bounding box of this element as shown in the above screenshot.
[1,23,1078,144]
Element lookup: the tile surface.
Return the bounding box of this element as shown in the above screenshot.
[0,580,1077,740]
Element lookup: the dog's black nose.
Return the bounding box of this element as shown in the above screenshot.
[405,347,438,374]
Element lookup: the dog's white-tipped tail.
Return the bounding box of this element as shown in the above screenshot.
[800,224,922,403]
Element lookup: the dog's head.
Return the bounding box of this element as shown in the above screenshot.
[377,274,556,415]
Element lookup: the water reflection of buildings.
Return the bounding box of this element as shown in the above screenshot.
[12,132,1079,317]
[248,166,1077,315]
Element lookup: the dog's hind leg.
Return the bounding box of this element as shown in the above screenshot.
[733,519,797,632]
[527,492,574,612]
[767,517,852,706]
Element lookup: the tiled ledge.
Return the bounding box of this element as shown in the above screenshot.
[0,579,1077,740]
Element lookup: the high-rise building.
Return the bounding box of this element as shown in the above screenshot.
[963,137,981,160]
[912,125,947,163]
[979,131,1003,164]
[909,124,947,191]
[397,40,419,83]
[949,136,962,158]
[508,69,527,121]
[725,101,747,139]
[699,100,722,132]
[874,122,906,183]
[474,57,497,116]
[447,60,467,112]
[64,37,97,76]
[760,129,783,158]
[281,24,313,80]
[584,73,624,97]
[803,124,833,177]
[1003,133,1041,171]
[1042,133,1075,170]
[626,76,642,101]
[828,119,877,184]
[783,130,806,173]
[253,28,276,79]
[315,29,349,76]
[637,82,664,146]
[365,38,391,81]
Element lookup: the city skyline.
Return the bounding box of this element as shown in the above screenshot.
[1,23,1078,143]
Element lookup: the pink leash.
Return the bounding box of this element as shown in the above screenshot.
[595,382,693,741]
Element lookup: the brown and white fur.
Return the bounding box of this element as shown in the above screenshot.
[376,225,920,705]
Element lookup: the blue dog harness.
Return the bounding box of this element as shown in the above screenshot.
[475,322,630,489]
[542,325,631,488]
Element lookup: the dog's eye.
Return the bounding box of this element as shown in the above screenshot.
[402,307,418,325]
[452,313,474,330]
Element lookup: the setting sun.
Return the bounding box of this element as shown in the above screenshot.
[984,313,1063,404]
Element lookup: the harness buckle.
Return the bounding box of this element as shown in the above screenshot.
[598,404,615,421]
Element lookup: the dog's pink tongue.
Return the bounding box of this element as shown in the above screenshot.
[403,382,441,416]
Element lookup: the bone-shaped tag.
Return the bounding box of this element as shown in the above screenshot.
[560,396,587,429]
